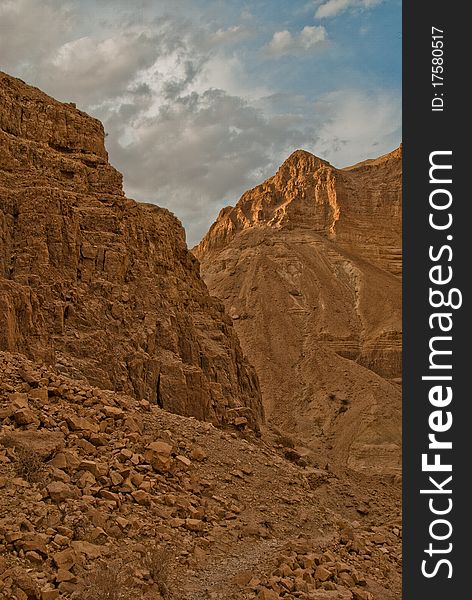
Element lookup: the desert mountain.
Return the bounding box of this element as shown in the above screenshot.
[195,148,402,474]
[0,72,262,429]
[0,72,401,600]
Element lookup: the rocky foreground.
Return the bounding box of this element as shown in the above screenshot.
[0,351,401,600]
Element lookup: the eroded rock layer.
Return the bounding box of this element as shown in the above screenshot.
[0,72,263,428]
[195,149,402,473]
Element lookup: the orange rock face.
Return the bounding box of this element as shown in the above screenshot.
[195,148,402,473]
[0,72,263,428]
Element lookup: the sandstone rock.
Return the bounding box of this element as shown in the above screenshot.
[66,415,98,433]
[41,589,60,600]
[175,455,191,468]
[132,490,152,506]
[47,481,78,502]
[195,148,402,474]
[190,446,207,461]
[257,589,280,600]
[314,566,332,582]
[232,570,253,586]
[14,407,38,425]
[70,540,103,559]
[11,567,41,599]
[18,534,48,557]
[29,388,49,403]
[185,518,204,532]
[372,532,387,544]
[0,430,64,459]
[0,72,263,429]
[352,589,374,600]
[144,441,173,473]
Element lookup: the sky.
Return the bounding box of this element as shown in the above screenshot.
[0,0,401,245]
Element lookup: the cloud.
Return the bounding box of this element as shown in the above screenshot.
[265,26,327,57]
[0,0,400,246]
[312,89,401,166]
[207,25,250,47]
[0,0,76,67]
[104,88,318,244]
[315,0,383,19]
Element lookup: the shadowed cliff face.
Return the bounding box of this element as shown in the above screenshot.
[0,72,263,428]
[195,148,402,474]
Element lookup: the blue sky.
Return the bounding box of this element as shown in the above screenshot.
[0,0,401,244]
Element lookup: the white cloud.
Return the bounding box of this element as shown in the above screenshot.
[207,25,250,47]
[0,1,400,246]
[315,0,383,19]
[265,25,327,57]
[0,0,76,66]
[104,88,318,245]
[312,89,401,166]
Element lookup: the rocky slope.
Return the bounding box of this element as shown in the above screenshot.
[0,350,401,600]
[194,149,402,474]
[0,72,262,428]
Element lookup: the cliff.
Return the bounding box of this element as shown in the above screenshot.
[195,148,402,473]
[0,72,263,428]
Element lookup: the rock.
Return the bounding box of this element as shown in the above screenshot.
[47,481,79,502]
[53,548,77,571]
[257,590,280,600]
[314,566,332,582]
[338,572,356,587]
[66,415,98,433]
[11,567,41,599]
[55,568,76,583]
[0,430,64,459]
[175,455,192,468]
[190,446,207,461]
[195,147,402,474]
[9,392,29,409]
[145,441,173,472]
[0,70,263,429]
[70,541,103,559]
[18,534,48,557]
[29,388,49,403]
[352,590,374,600]
[146,441,172,457]
[14,407,38,425]
[41,589,60,600]
[232,570,253,586]
[132,490,152,506]
[185,519,204,532]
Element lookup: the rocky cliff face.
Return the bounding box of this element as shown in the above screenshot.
[195,149,402,473]
[0,72,263,428]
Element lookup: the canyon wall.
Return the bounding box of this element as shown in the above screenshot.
[195,149,402,473]
[0,72,263,428]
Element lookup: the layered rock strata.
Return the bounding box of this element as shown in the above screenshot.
[195,149,402,472]
[0,72,263,427]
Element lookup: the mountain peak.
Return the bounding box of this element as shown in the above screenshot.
[195,145,402,273]
[278,149,332,176]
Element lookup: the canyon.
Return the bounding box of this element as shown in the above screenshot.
[0,72,401,600]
